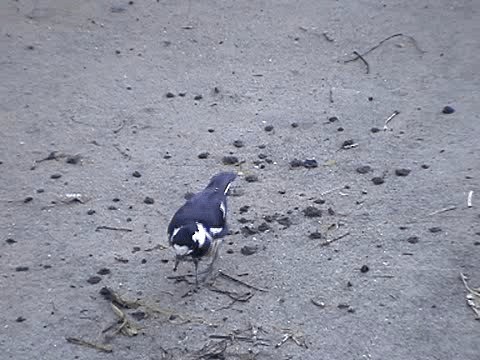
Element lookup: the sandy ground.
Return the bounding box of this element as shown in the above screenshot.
[1,1,479,359]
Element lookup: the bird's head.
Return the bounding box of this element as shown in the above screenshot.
[170,223,212,269]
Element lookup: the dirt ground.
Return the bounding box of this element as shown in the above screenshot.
[1,1,479,359]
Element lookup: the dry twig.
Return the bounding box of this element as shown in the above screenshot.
[218,270,268,292]
[467,191,473,208]
[383,111,400,131]
[66,337,112,353]
[428,205,456,216]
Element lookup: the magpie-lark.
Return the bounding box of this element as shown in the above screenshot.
[168,172,236,286]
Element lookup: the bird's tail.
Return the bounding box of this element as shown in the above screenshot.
[205,172,237,194]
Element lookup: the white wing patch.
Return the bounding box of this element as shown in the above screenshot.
[169,227,181,243]
[210,227,224,235]
[219,201,226,219]
[173,244,191,256]
[224,182,232,195]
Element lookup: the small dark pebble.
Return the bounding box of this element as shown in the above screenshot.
[328,116,338,123]
[115,49,121,54]
[309,232,322,240]
[132,171,142,178]
[360,265,369,273]
[342,139,355,148]
[314,199,325,204]
[395,168,411,177]
[24,197,33,203]
[421,164,430,169]
[237,217,249,224]
[222,156,239,165]
[184,192,194,200]
[208,128,215,133]
[108,205,117,210]
[130,311,146,321]
[245,174,259,183]
[110,6,126,13]
[126,86,132,90]
[143,197,155,204]
[258,153,268,160]
[112,198,120,202]
[87,276,102,284]
[303,206,322,217]
[356,165,372,174]
[36,189,44,193]
[16,316,26,323]
[347,281,353,287]
[239,205,250,214]
[337,127,344,132]
[442,106,455,114]
[368,96,374,101]
[97,268,111,275]
[291,122,299,128]
[371,127,380,133]
[6,238,17,244]
[241,226,258,236]
[240,245,258,256]
[226,249,234,254]
[407,236,419,244]
[198,152,210,159]
[289,159,303,168]
[43,265,52,269]
[194,95,203,100]
[474,241,480,246]
[165,92,175,98]
[126,217,132,222]
[258,144,266,149]
[132,246,141,253]
[347,308,356,313]
[26,45,35,50]
[303,159,318,168]
[233,140,244,148]
[257,222,270,232]
[128,0,134,4]
[141,259,147,264]
[178,92,186,97]
[371,177,385,185]
[337,303,350,309]
[277,216,292,228]
[50,174,62,179]
[163,153,171,159]
[264,125,274,132]
[66,155,81,164]
[214,87,220,94]
[429,227,442,233]
[15,266,29,272]
[327,207,335,216]
[87,209,96,215]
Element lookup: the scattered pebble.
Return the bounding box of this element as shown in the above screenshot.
[371,127,380,133]
[240,245,258,256]
[342,139,355,148]
[395,168,411,177]
[337,127,344,132]
[207,128,215,133]
[258,153,268,159]
[442,106,455,114]
[309,232,322,239]
[131,310,146,321]
[245,174,259,183]
[356,165,372,174]
[184,192,194,200]
[108,205,117,210]
[110,6,126,13]
[257,222,270,232]
[429,227,442,233]
[198,152,210,159]
[36,188,44,193]
[165,92,175,98]
[163,153,172,159]
[97,268,111,275]
[303,159,318,168]
[144,197,155,204]
[16,316,26,323]
[132,246,141,253]
[24,197,33,203]
[66,155,81,164]
[15,266,29,272]
[277,216,292,228]
[328,116,338,123]
[87,276,102,284]
[178,92,186,97]
[407,236,419,244]
[371,177,385,185]
[327,207,335,216]
[303,206,322,217]
[87,209,96,215]
[132,171,142,178]
[50,174,62,179]
[264,125,274,132]
[314,199,325,204]
[421,164,430,169]
[222,156,239,165]
[194,94,203,100]
[233,140,244,148]
[291,122,299,128]
[241,226,258,236]
[289,159,304,168]
[239,205,250,214]
[6,238,17,244]
[141,259,147,264]
[360,265,369,273]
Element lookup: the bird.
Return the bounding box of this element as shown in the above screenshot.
[167,172,237,286]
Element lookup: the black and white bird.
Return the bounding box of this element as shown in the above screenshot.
[167,172,237,286]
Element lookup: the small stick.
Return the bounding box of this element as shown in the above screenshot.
[218,271,268,292]
[352,50,370,74]
[383,111,400,131]
[319,232,350,246]
[112,119,126,134]
[428,205,456,216]
[329,88,334,103]
[95,225,133,232]
[320,185,345,196]
[66,337,113,353]
[467,191,473,208]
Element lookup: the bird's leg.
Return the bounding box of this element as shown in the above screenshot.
[173,256,181,272]
[193,258,199,288]
[201,242,222,283]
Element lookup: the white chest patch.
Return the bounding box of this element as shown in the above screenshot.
[210,227,224,235]
[192,223,212,247]
[173,244,192,256]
